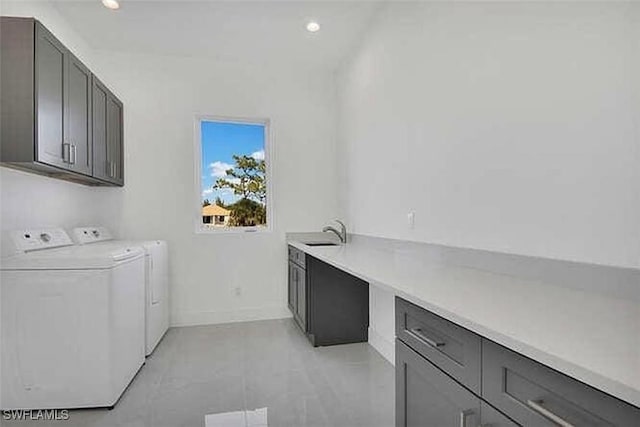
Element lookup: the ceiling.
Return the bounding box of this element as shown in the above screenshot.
[51,0,384,70]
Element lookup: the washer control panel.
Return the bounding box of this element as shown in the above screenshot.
[10,228,74,252]
[72,227,114,244]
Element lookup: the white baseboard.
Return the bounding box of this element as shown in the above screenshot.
[368,327,395,366]
[171,306,292,327]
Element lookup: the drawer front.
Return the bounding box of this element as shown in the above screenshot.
[288,245,306,268]
[396,339,481,427]
[395,297,481,393]
[482,339,640,426]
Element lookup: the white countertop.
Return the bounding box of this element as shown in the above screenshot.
[288,234,640,408]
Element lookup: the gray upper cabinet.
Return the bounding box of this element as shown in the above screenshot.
[106,94,124,185]
[92,76,124,185]
[66,52,93,176]
[34,22,66,170]
[92,79,109,181]
[1,17,123,186]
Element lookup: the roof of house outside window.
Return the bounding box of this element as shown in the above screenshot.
[202,204,231,217]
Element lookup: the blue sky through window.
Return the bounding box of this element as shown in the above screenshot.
[201,120,265,205]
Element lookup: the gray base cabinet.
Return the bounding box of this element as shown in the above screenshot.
[306,255,369,346]
[287,245,369,347]
[397,340,517,427]
[288,246,307,332]
[481,403,519,427]
[1,17,124,186]
[395,296,640,427]
[396,340,481,427]
[396,297,481,393]
[482,340,640,427]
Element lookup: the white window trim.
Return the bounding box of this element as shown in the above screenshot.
[193,115,273,234]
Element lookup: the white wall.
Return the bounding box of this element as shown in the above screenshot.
[368,285,395,365]
[0,1,123,256]
[1,1,340,326]
[337,2,640,364]
[337,1,640,269]
[0,168,122,255]
[92,51,339,326]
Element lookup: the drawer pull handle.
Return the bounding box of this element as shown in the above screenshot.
[70,144,77,165]
[62,142,71,163]
[459,409,474,427]
[526,400,575,427]
[409,327,446,348]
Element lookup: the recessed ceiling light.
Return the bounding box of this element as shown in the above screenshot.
[102,0,120,10]
[306,21,320,33]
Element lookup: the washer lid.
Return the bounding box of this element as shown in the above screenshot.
[1,244,144,270]
[67,239,167,254]
[112,240,167,251]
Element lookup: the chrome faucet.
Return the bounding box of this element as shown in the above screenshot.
[322,219,347,244]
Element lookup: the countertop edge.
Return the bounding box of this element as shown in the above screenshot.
[287,239,640,409]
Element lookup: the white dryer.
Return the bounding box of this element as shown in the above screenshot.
[72,227,169,356]
[0,228,145,410]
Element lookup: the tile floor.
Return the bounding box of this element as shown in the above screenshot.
[4,319,394,427]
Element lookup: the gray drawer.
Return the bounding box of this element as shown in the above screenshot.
[395,297,481,394]
[288,245,305,268]
[482,339,640,427]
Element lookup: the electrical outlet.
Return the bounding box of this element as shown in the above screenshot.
[407,212,415,229]
[234,287,242,297]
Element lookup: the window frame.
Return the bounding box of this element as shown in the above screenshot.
[194,115,273,234]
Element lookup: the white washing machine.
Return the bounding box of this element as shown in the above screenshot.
[0,228,146,410]
[72,227,169,356]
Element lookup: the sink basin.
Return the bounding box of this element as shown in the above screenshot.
[303,242,340,247]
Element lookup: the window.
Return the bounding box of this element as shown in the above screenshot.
[195,117,270,233]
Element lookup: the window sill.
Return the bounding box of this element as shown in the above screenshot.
[194,226,273,235]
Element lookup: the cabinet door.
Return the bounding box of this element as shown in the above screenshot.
[92,77,109,181]
[295,264,306,331]
[481,403,520,427]
[92,76,124,185]
[106,93,124,185]
[287,261,296,313]
[396,339,480,427]
[35,23,67,169]
[65,53,92,175]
